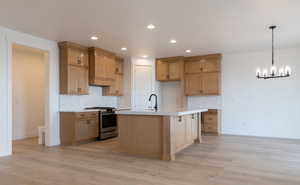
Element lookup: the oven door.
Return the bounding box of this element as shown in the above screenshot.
[101,112,117,132]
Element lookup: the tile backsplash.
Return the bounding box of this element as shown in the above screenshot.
[59,86,118,110]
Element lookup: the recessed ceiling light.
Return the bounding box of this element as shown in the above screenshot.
[170,39,177,44]
[147,24,155,30]
[142,55,148,58]
[90,36,99,40]
[185,49,191,53]
[121,47,127,51]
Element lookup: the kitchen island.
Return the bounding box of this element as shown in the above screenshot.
[116,109,208,160]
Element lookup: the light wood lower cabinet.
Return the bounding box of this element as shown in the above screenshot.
[202,109,220,134]
[118,113,201,160]
[60,112,99,145]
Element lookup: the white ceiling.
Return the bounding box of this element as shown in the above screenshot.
[0,0,300,58]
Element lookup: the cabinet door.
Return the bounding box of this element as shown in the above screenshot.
[75,120,89,141]
[105,56,116,81]
[87,119,99,138]
[68,66,80,94]
[201,58,220,72]
[77,67,89,95]
[175,116,186,151]
[185,74,202,96]
[115,74,123,95]
[185,61,202,74]
[168,61,181,80]
[68,47,88,67]
[156,60,169,81]
[68,66,88,95]
[201,72,219,95]
[191,114,198,140]
[116,59,124,74]
[184,115,193,143]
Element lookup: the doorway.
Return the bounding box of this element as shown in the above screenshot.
[133,65,154,109]
[12,44,48,150]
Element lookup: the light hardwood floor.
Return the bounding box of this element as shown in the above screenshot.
[1,135,300,185]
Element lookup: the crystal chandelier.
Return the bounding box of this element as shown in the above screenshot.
[256,25,291,79]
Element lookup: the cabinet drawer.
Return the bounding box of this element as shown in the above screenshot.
[76,112,98,120]
[204,124,217,133]
[204,114,217,124]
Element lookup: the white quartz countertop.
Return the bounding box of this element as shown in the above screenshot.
[60,109,101,113]
[116,108,208,116]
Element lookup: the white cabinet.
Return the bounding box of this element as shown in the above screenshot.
[174,114,199,152]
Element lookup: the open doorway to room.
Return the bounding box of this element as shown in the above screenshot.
[12,44,48,151]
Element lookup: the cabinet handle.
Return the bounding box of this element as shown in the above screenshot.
[200,67,203,72]
[178,116,182,122]
[77,56,82,65]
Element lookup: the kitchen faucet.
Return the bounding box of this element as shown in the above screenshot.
[148,94,158,111]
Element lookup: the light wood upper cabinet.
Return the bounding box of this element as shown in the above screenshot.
[68,46,89,67]
[115,58,124,74]
[201,57,220,72]
[89,47,116,86]
[184,54,221,96]
[59,41,89,95]
[201,72,219,95]
[68,66,89,95]
[185,74,202,96]
[168,61,181,80]
[103,56,124,96]
[156,60,169,80]
[185,60,202,74]
[156,57,184,81]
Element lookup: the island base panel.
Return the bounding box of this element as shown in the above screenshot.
[118,113,201,160]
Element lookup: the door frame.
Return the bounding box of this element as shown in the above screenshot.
[131,57,157,109]
[0,27,60,156]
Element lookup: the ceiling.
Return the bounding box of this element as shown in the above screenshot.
[0,0,300,58]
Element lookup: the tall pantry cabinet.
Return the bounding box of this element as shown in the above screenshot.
[58,42,89,95]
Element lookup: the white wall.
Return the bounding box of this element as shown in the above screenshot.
[12,45,46,140]
[221,47,300,139]
[60,86,117,110]
[160,81,181,110]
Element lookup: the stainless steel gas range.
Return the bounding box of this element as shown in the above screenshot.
[85,107,118,140]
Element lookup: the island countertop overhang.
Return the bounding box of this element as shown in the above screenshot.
[116,108,208,116]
